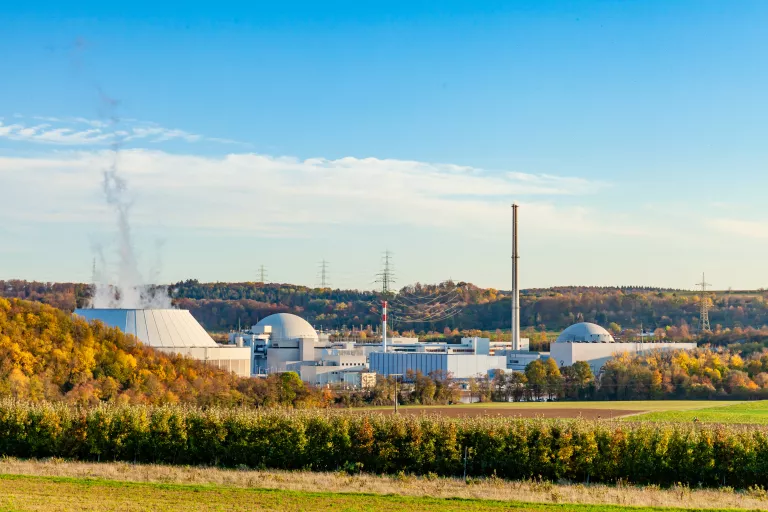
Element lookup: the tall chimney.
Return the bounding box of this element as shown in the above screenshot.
[512,203,520,351]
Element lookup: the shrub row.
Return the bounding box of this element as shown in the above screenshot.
[0,400,767,488]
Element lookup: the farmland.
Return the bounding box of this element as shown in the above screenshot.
[0,460,766,511]
[630,400,768,424]
[371,400,746,419]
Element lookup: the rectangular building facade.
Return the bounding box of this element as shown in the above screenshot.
[369,352,507,379]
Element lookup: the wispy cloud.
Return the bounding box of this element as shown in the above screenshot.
[709,218,768,239]
[0,147,636,239]
[0,116,248,147]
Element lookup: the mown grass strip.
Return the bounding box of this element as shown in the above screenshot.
[0,473,749,512]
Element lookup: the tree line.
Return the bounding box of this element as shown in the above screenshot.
[0,400,765,488]
[6,279,768,340]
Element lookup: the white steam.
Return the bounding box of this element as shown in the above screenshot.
[87,91,172,309]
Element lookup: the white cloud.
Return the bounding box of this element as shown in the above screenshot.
[0,148,639,239]
[709,218,768,239]
[0,116,246,147]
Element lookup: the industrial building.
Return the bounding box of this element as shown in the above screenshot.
[549,322,696,375]
[227,312,524,385]
[370,350,506,379]
[229,313,381,387]
[74,308,252,377]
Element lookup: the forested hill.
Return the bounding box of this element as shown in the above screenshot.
[0,298,323,407]
[3,279,768,337]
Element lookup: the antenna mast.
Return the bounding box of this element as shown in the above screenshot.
[696,272,712,332]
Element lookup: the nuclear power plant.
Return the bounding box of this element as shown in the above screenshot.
[75,204,696,385]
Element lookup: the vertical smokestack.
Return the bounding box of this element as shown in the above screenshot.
[382,300,388,352]
[512,203,520,351]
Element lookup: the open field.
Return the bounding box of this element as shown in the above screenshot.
[370,400,746,419]
[0,459,767,511]
[631,400,768,424]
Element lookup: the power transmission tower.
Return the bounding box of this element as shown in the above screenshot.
[257,265,268,284]
[375,250,396,296]
[318,259,330,289]
[696,272,712,332]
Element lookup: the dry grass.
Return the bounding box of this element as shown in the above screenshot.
[0,457,766,510]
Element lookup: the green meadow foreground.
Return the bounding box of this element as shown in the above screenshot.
[0,459,766,511]
[630,400,768,424]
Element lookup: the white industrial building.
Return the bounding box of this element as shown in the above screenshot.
[74,308,252,377]
[549,322,696,375]
[227,313,528,385]
[229,313,380,387]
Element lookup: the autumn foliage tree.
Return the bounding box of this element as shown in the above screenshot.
[0,298,325,407]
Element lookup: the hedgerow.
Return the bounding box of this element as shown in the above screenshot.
[0,399,766,488]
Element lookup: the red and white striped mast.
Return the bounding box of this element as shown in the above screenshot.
[382,300,388,352]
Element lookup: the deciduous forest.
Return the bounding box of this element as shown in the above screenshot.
[0,298,328,407]
[4,279,768,341]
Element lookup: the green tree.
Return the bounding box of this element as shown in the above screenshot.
[525,360,547,400]
[544,358,563,399]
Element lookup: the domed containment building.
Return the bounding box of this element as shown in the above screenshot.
[232,313,375,386]
[251,313,322,373]
[556,322,615,343]
[549,321,695,375]
[74,308,252,377]
[254,313,319,343]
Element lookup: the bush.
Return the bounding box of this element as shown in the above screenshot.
[0,399,766,488]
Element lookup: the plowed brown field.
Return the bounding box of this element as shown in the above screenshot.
[374,407,640,419]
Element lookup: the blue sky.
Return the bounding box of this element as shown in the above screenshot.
[1,1,768,290]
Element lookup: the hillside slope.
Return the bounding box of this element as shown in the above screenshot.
[0,298,316,407]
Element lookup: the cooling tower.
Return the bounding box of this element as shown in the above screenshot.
[74,308,252,377]
[74,308,218,347]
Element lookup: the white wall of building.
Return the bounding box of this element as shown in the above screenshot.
[154,346,252,378]
[549,342,697,375]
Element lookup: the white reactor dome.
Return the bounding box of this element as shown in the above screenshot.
[556,322,615,343]
[253,313,318,342]
[74,309,218,348]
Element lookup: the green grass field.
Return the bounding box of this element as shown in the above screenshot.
[630,400,768,424]
[0,473,752,512]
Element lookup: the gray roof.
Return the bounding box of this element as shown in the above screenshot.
[254,313,318,342]
[556,322,615,343]
[74,309,218,348]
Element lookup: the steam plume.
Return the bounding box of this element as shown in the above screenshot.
[87,90,171,309]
